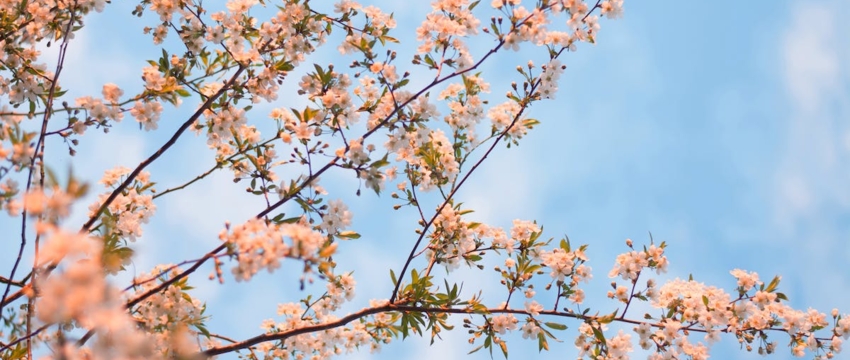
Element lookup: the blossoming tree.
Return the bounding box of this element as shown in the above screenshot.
[0,0,846,359]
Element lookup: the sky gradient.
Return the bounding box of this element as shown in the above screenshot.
[2,0,849,359]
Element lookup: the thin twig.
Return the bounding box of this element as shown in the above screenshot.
[0,0,79,319]
[80,66,248,232]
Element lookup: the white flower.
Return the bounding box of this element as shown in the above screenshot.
[321,199,353,235]
[130,100,163,131]
[102,83,123,103]
[521,321,540,339]
[524,300,543,317]
[491,314,517,334]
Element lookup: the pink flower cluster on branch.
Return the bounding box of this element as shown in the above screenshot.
[0,0,842,360]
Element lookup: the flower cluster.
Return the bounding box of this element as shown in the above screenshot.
[297,67,359,129]
[319,199,353,235]
[603,262,850,359]
[89,168,157,242]
[416,0,480,69]
[573,323,633,360]
[6,186,74,220]
[385,122,466,192]
[488,100,525,137]
[428,205,477,270]
[608,241,668,281]
[255,297,379,358]
[492,314,519,334]
[438,75,489,144]
[130,100,164,131]
[34,228,154,359]
[132,265,208,358]
[11,1,850,360]
[68,83,126,134]
[218,217,332,282]
[540,247,590,284]
[535,59,566,99]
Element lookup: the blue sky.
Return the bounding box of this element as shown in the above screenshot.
[2,0,849,359]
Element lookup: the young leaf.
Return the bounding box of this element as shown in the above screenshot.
[544,322,567,331]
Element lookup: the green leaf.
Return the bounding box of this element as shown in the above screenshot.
[544,322,567,331]
[337,231,360,239]
[9,342,28,359]
[591,326,607,345]
[195,323,211,338]
[275,60,294,72]
[465,254,482,262]
[522,118,540,128]
[764,275,781,293]
[499,339,508,358]
[371,154,390,169]
[382,35,399,44]
[400,313,410,338]
[559,238,570,252]
[274,216,302,224]
[537,331,549,352]
[597,309,619,324]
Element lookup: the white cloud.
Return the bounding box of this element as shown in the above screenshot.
[64,130,146,228]
[461,147,538,225]
[782,5,841,113]
[774,1,850,232]
[769,0,850,314]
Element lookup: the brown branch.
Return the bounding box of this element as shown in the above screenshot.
[0,275,24,287]
[198,302,804,358]
[257,27,510,220]
[0,323,49,353]
[389,0,606,305]
[75,243,229,347]
[0,0,79,318]
[80,65,247,233]
[0,288,24,310]
[152,136,279,200]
